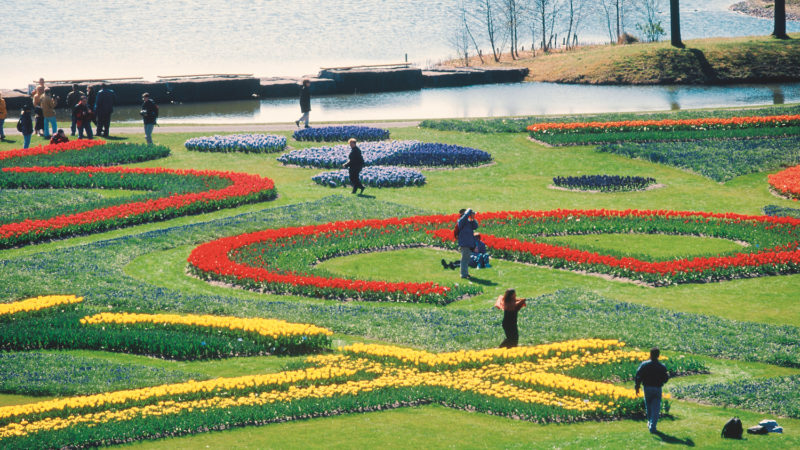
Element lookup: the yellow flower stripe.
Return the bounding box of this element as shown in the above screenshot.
[0,339,660,441]
[79,312,333,338]
[0,365,360,423]
[339,339,625,368]
[0,295,82,317]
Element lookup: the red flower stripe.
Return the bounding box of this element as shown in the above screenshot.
[189,209,800,299]
[0,166,275,239]
[0,139,106,161]
[768,164,800,200]
[527,114,800,133]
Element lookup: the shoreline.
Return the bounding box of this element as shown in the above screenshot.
[730,0,800,21]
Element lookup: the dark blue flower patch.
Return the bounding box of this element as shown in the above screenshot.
[553,175,657,192]
[278,141,491,168]
[292,126,390,142]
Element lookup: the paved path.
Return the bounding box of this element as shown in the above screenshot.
[1,121,422,136]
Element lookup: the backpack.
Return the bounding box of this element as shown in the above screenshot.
[721,417,743,439]
[747,425,768,435]
[16,117,23,132]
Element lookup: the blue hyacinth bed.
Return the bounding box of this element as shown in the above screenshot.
[292,126,391,142]
[312,166,426,188]
[184,134,287,153]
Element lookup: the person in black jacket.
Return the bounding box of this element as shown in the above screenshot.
[343,138,365,194]
[19,105,34,149]
[295,79,311,128]
[140,93,159,145]
[635,348,670,434]
[73,96,93,140]
[65,84,85,136]
[94,84,115,137]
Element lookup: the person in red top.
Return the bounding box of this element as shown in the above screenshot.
[494,288,526,348]
[49,129,69,145]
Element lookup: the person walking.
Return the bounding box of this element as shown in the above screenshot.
[73,96,93,140]
[343,138,365,195]
[635,347,670,434]
[295,79,311,128]
[94,83,115,137]
[41,88,58,139]
[456,208,479,279]
[65,84,85,136]
[140,93,159,145]
[0,91,6,140]
[18,105,33,149]
[494,288,526,348]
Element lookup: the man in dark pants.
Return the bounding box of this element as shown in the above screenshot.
[635,347,669,434]
[140,93,159,145]
[295,79,311,128]
[343,138,365,195]
[94,83,115,137]
[457,208,479,279]
[65,84,85,136]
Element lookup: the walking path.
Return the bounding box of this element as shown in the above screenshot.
[1,121,422,136]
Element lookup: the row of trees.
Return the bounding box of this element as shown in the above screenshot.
[451,0,790,64]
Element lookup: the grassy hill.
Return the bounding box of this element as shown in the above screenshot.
[450,33,800,85]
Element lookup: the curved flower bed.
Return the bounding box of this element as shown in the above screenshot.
[0,140,106,162]
[188,209,800,304]
[278,140,491,168]
[527,114,800,135]
[768,164,800,200]
[0,295,83,317]
[292,125,390,142]
[553,175,657,192]
[312,166,425,188]
[184,134,287,153]
[0,166,276,248]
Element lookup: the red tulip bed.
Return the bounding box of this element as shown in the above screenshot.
[0,140,277,248]
[768,164,800,200]
[188,209,800,303]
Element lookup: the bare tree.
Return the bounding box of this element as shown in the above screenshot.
[532,0,561,52]
[635,0,665,42]
[563,0,587,49]
[456,0,486,63]
[475,0,504,61]
[599,0,629,42]
[449,20,471,65]
[501,0,522,59]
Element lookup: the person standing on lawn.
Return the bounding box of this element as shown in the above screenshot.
[140,93,159,145]
[65,84,85,136]
[494,288,526,348]
[635,347,670,434]
[295,79,311,128]
[94,83,115,137]
[343,138,365,195]
[41,88,58,139]
[73,96,93,139]
[457,208,479,279]
[0,91,6,140]
[18,105,33,149]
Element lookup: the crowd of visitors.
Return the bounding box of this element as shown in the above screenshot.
[1,78,159,148]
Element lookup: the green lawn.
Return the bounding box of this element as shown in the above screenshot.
[2,110,800,448]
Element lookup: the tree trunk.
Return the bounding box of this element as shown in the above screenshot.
[773,0,789,39]
[670,0,683,48]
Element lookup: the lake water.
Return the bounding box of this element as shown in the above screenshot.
[2,0,799,89]
[92,81,798,124]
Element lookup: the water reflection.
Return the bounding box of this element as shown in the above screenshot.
[108,82,800,124]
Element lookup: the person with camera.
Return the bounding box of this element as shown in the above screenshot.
[41,88,59,139]
[140,93,159,145]
[456,208,479,279]
[73,96,93,139]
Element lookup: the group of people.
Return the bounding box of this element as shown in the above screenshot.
[3,78,158,149]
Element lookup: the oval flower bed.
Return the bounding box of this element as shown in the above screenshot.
[552,175,657,192]
[527,114,800,135]
[312,166,425,188]
[0,166,276,248]
[292,125,390,142]
[187,209,800,305]
[184,134,287,153]
[278,140,491,168]
[768,164,800,200]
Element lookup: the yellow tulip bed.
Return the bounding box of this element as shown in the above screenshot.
[0,295,83,317]
[0,337,696,448]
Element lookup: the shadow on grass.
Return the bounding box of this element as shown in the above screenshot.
[103,135,128,141]
[357,193,376,199]
[653,430,695,446]
[464,275,497,286]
